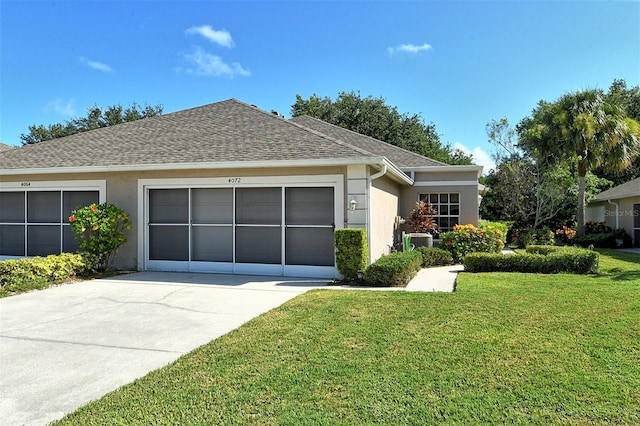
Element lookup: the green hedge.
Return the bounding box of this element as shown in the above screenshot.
[334,228,368,280]
[0,253,93,292]
[464,246,599,274]
[415,247,453,267]
[363,251,422,287]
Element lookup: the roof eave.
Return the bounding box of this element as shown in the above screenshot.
[401,164,483,178]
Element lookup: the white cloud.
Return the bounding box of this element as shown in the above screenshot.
[182,47,250,77]
[79,57,113,73]
[454,142,496,174]
[186,25,234,48]
[387,43,432,55]
[45,98,77,117]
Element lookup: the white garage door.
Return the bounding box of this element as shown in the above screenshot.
[145,186,337,278]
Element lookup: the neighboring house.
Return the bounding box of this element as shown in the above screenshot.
[587,177,640,248]
[0,99,483,278]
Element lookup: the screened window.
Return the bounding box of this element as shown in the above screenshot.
[419,193,460,232]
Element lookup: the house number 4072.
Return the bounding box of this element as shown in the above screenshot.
[228,178,241,184]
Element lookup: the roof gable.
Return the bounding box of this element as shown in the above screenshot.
[290,115,448,168]
[0,99,381,171]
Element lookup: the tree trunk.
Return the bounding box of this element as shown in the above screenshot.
[577,163,587,237]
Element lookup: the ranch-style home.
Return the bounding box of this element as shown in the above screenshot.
[0,99,483,278]
[587,177,640,248]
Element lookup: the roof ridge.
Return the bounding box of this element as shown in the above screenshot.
[292,115,449,166]
[228,100,382,159]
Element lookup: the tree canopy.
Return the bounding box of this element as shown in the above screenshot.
[20,102,163,145]
[291,91,474,165]
[517,88,640,235]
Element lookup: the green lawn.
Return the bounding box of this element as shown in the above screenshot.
[55,250,639,425]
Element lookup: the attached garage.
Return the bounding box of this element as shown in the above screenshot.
[139,175,343,278]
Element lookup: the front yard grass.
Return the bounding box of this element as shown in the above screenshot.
[55,250,640,425]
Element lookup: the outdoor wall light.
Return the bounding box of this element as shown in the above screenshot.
[350,199,358,211]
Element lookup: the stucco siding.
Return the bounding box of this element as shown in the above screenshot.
[1,166,348,271]
[370,175,400,263]
[400,184,479,227]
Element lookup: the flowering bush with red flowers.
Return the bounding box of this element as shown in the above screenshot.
[69,203,131,271]
[438,223,505,263]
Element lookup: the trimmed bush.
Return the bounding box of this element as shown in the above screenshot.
[363,251,422,287]
[439,224,505,263]
[0,253,93,293]
[464,246,599,274]
[574,229,631,248]
[334,228,368,280]
[415,247,453,267]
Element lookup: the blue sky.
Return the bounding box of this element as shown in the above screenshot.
[1,1,638,172]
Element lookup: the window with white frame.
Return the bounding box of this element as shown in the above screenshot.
[419,193,460,233]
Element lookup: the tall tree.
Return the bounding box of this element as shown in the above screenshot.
[291,91,473,165]
[20,102,163,145]
[518,89,640,235]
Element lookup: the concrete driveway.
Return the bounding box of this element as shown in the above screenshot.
[0,272,328,425]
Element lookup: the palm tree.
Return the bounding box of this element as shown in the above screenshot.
[518,89,640,236]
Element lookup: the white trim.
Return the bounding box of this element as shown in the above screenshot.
[1,157,379,176]
[137,174,345,277]
[0,180,106,201]
[412,180,479,187]
[402,165,483,173]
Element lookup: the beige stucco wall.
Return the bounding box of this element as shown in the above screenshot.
[400,169,480,227]
[369,175,400,263]
[2,165,348,270]
[589,197,640,246]
[400,184,479,227]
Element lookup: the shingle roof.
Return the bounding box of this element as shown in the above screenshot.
[592,177,640,201]
[290,115,448,168]
[0,142,15,152]
[0,99,380,170]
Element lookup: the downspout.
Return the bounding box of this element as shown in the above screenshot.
[367,164,388,264]
[607,199,619,229]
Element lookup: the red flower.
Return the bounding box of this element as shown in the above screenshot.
[69,215,75,222]
[90,205,98,212]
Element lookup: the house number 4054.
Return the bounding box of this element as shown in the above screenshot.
[21,182,31,187]
[228,178,241,184]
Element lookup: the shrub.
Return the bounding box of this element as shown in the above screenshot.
[585,221,612,235]
[464,246,599,274]
[69,203,132,271]
[407,201,438,234]
[555,226,577,245]
[363,251,422,287]
[0,253,93,292]
[439,224,504,263]
[478,220,509,236]
[415,247,453,267]
[334,228,368,280]
[574,229,631,248]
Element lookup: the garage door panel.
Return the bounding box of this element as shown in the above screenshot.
[149,226,189,261]
[27,225,60,256]
[0,225,25,256]
[192,188,232,224]
[149,189,188,224]
[236,188,281,225]
[285,227,334,266]
[28,192,60,223]
[0,193,24,222]
[192,226,233,262]
[285,187,334,225]
[236,227,281,264]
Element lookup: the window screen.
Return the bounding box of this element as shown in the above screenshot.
[285,228,334,266]
[28,192,60,223]
[149,189,189,224]
[285,187,334,225]
[0,192,25,223]
[192,188,233,224]
[236,188,281,225]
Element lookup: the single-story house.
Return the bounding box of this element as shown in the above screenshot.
[587,177,640,248]
[0,99,483,278]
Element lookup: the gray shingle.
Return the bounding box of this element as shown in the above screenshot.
[593,177,640,201]
[290,115,448,168]
[0,99,378,170]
